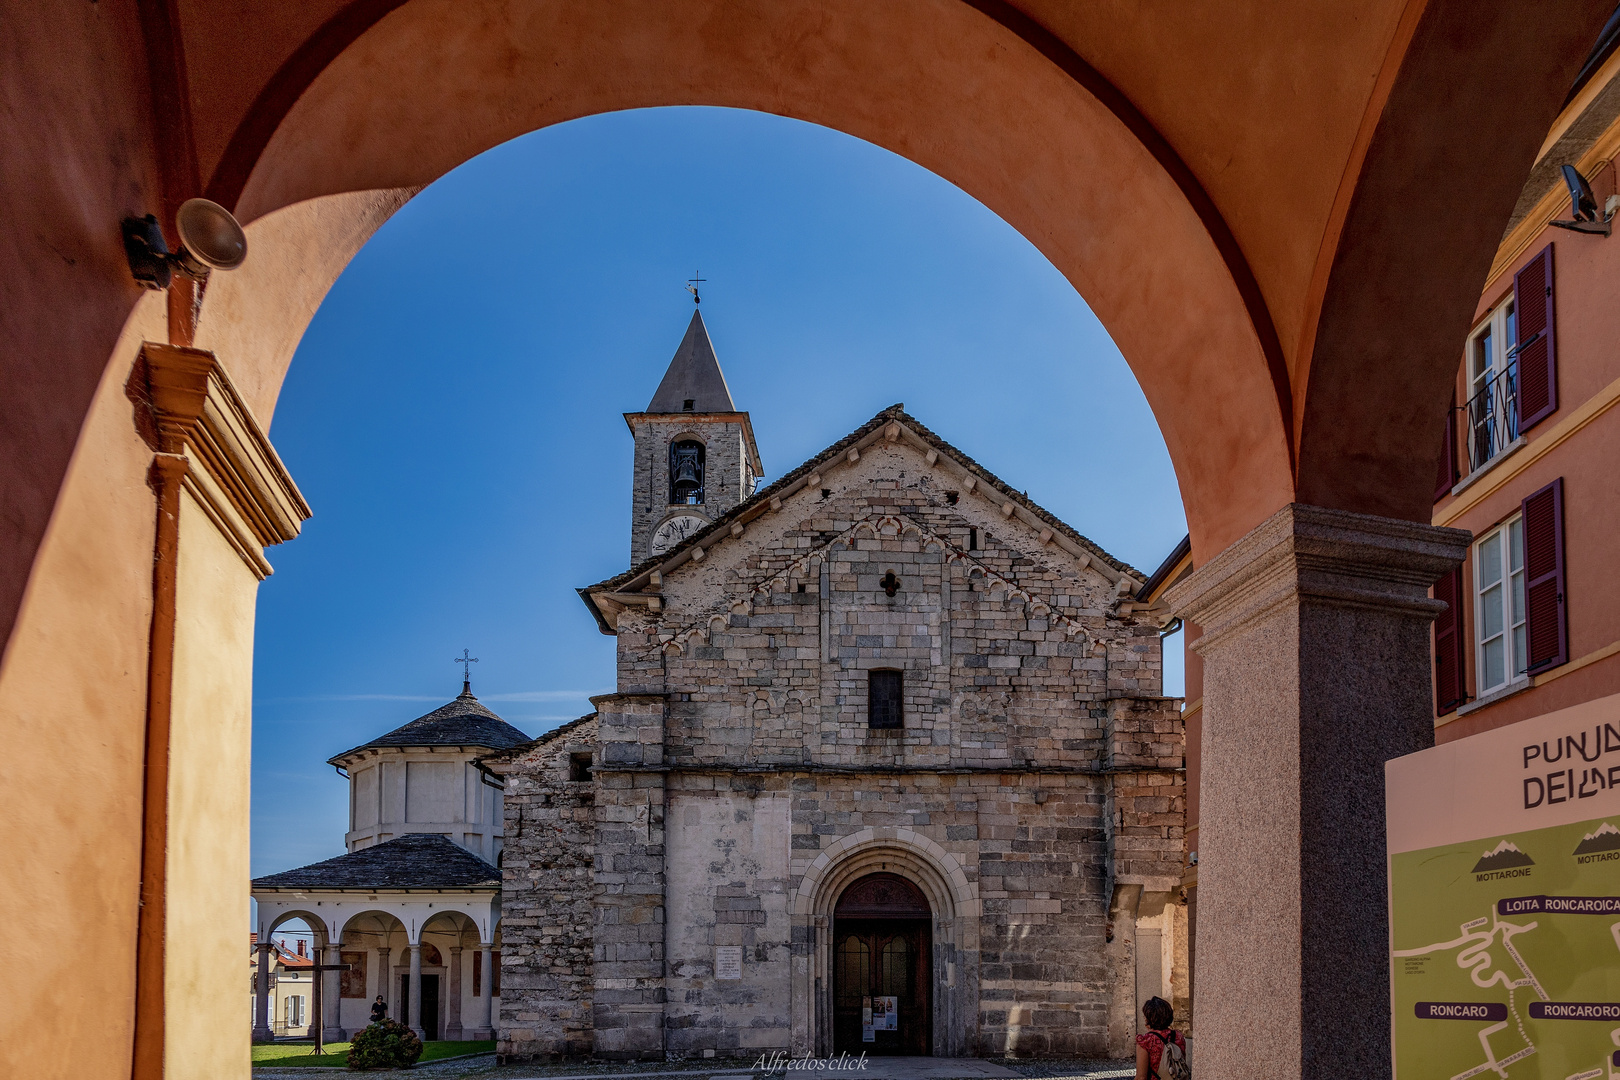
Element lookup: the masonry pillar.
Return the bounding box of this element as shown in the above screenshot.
[590,692,668,1060]
[377,946,391,1019]
[253,942,274,1043]
[322,944,343,1041]
[473,943,496,1039]
[407,944,423,1038]
[446,946,463,1040]
[1165,504,1467,1080]
[127,344,310,1080]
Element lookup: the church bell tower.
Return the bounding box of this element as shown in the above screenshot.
[625,308,762,565]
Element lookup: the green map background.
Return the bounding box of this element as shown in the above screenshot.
[1391,813,1620,1079]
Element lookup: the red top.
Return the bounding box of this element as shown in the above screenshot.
[1136,1029,1185,1076]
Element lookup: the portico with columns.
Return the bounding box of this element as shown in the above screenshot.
[250,683,526,1041]
[252,889,501,1042]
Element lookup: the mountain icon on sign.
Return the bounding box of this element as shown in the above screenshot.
[1573,822,1620,856]
[1471,840,1534,873]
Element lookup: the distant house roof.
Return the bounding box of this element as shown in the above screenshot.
[252,834,500,892]
[327,685,530,765]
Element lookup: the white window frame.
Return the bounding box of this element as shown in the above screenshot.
[1473,515,1527,696]
[1463,297,1519,472]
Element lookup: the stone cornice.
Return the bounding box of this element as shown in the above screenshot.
[137,343,311,578]
[1165,504,1468,654]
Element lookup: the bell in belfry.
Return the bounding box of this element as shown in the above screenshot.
[670,440,704,503]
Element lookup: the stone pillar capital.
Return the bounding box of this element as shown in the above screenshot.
[1167,503,1469,650]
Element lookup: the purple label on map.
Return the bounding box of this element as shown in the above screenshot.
[1498,895,1620,915]
[1528,1002,1620,1020]
[1415,1002,1508,1021]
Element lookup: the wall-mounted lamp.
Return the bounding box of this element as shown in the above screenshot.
[122,198,248,289]
[1549,164,1616,237]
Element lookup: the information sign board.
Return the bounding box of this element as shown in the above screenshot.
[1386,692,1620,1079]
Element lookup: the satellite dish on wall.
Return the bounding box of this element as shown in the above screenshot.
[173,198,248,274]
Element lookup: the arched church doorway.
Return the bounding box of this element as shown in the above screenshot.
[832,873,932,1056]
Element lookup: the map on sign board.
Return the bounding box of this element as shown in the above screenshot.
[1387,692,1620,1080]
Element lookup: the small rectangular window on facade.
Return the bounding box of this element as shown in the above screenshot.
[868,670,904,729]
[1474,515,1525,695]
[569,752,592,783]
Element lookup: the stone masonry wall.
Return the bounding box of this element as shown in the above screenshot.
[487,718,597,1061]
[498,433,1184,1060]
[630,417,751,565]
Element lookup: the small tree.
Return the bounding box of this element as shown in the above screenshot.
[347,1019,424,1070]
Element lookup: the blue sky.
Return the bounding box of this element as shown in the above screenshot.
[251,106,1187,878]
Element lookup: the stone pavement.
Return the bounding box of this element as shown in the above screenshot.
[254,1055,1135,1080]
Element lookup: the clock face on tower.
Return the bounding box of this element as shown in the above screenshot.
[649,513,707,556]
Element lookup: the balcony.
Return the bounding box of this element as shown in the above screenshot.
[1462,360,1519,474]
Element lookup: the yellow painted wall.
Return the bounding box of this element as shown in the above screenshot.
[166,489,259,1080]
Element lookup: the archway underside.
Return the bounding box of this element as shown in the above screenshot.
[0,2,1611,1076]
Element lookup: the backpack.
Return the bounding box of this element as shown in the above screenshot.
[1150,1029,1191,1080]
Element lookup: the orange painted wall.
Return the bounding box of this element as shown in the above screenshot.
[1433,176,1620,744]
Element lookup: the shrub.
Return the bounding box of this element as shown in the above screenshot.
[346,1019,424,1070]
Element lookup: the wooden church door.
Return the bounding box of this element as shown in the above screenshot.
[832,873,932,1055]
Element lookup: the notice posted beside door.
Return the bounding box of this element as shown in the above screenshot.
[872,995,897,1031]
[862,997,874,1042]
[1386,691,1620,1079]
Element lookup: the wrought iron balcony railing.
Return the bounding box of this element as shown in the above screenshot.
[1462,360,1519,474]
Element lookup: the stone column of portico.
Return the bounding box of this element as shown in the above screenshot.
[323,944,344,1040]
[446,946,463,1039]
[377,946,391,1018]
[407,944,423,1038]
[1165,504,1467,1080]
[253,942,274,1043]
[473,943,495,1039]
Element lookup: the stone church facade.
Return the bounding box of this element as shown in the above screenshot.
[483,312,1186,1062]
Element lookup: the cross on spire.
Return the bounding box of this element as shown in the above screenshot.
[685,272,706,305]
[453,649,478,692]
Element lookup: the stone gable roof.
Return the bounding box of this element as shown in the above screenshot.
[251,833,500,891]
[477,712,597,766]
[327,686,530,765]
[580,404,1145,633]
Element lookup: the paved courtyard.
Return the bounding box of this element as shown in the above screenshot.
[252,1055,1136,1080]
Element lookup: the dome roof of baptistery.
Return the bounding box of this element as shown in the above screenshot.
[326,684,530,765]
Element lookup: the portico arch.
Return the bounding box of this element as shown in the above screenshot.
[792,828,979,1057]
[2,3,1615,1078]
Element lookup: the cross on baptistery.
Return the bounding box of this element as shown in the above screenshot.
[454,649,479,681]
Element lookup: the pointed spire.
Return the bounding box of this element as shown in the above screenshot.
[646,309,736,413]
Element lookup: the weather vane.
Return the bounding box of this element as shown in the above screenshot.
[453,649,479,683]
[685,272,706,305]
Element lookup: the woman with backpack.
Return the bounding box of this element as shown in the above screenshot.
[1135,996,1189,1080]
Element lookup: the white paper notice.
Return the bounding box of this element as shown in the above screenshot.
[714,946,743,980]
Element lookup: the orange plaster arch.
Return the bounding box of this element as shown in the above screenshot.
[195,0,1294,561]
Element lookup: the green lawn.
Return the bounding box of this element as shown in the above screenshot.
[252,1039,494,1069]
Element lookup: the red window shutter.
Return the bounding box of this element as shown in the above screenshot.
[1513,244,1558,430]
[1435,393,1458,501]
[1522,478,1568,672]
[1433,566,1466,714]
